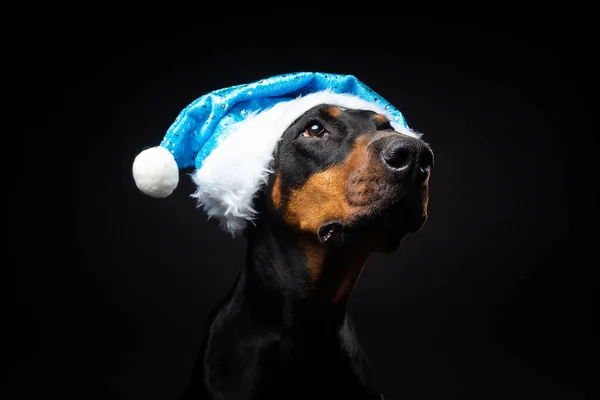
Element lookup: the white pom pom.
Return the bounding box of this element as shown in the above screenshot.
[132,146,179,198]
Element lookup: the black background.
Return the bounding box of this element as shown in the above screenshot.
[22,21,595,399]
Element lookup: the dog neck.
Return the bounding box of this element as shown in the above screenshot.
[241,214,374,329]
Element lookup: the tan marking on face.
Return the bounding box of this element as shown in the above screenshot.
[298,235,326,281]
[289,132,392,286]
[331,237,376,303]
[284,137,373,233]
[284,132,429,291]
[333,269,362,303]
[325,106,342,117]
[297,232,379,302]
[271,172,282,210]
[374,113,389,123]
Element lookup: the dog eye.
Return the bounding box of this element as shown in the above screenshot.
[302,122,328,138]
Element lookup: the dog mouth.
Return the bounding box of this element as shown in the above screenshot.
[317,186,428,249]
[317,216,413,252]
[317,221,346,246]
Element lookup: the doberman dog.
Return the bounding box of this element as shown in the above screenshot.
[181,103,434,400]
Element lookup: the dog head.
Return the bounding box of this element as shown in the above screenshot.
[264,104,434,253]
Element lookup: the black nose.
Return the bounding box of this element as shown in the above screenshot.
[382,137,434,182]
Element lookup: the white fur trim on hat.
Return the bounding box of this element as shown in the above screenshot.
[191,90,420,237]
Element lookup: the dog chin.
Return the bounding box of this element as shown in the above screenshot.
[316,190,428,250]
[357,199,428,245]
[368,212,427,252]
[355,198,427,233]
[317,220,406,252]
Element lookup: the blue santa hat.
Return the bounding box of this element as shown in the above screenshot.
[132,72,420,237]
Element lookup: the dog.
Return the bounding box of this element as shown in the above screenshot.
[180,103,434,400]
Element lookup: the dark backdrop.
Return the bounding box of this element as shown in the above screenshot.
[23,22,594,399]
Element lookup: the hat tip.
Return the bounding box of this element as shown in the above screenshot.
[132,146,179,198]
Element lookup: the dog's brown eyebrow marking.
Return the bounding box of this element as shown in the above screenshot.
[325,106,342,117]
[373,113,389,123]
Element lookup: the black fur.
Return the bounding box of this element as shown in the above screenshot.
[181,105,433,399]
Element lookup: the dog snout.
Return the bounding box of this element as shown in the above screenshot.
[381,136,434,183]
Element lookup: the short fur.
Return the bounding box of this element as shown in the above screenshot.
[191,90,421,236]
[182,104,434,400]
